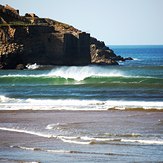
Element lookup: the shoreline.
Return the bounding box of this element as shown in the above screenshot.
[0,109,163,162]
[0,108,163,113]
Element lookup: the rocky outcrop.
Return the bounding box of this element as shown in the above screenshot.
[0,24,91,68]
[0,4,131,69]
[90,37,118,65]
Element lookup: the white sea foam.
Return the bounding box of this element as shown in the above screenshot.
[0,127,55,138]
[59,136,163,145]
[0,95,11,103]
[59,137,92,145]
[122,139,163,145]
[48,66,124,81]
[0,65,126,81]
[105,101,163,110]
[0,74,46,78]
[0,95,23,104]
[11,145,125,156]
[46,149,71,153]
[11,145,71,154]
[80,136,121,142]
[58,136,121,145]
[0,96,163,111]
[133,58,141,61]
[104,133,141,137]
[1,127,163,146]
[17,146,40,151]
[46,123,60,130]
[0,65,154,82]
[26,63,40,70]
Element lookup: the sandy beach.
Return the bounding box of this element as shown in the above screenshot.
[0,110,163,162]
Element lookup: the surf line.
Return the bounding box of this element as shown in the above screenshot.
[0,127,56,138]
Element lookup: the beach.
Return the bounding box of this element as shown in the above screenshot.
[0,110,163,162]
[0,45,163,162]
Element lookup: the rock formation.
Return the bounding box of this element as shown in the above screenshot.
[0,4,130,69]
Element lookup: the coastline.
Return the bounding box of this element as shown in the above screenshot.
[0,4,130,69]
[0,110,163,162]
[0,44,163,162]
[0,2,163,163]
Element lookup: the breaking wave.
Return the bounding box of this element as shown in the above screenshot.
[0,126,163,146]
[10,145,128,156]
[0,66,162,87]
[59,136,163,145]
[0,127,55,138]
[48,66,124,81]
[0,95,163,111]
[1,126,162,146]
[26,63,41,70]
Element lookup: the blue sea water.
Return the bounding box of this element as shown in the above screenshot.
[0,45,163,162]
[0,45,163,110]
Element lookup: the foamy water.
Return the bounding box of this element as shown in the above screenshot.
[48,66,125,81]
[0,65,125,81]
[0,109,163,162]
[0,95,163,111]
[0,126,163,146]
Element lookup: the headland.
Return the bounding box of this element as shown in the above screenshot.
[0,4,131,69]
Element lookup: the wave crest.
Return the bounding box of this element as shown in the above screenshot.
[1,127,163,145]
[0,96,163,111]
[48,66,124,81]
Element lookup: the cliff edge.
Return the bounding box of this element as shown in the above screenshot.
[0,4,130,69]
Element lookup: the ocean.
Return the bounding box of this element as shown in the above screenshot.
[0,45,163,162]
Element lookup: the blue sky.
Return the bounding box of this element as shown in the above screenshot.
[1,0,163,45]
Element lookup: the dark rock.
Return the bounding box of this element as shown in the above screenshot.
[90,44,119,65]
[124,57,133,61]
[16,64,25,70]
[114,55,125,61]
[0,4,130,69]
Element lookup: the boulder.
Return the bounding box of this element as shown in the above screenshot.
[124,57,133,61]
[16,64,25,70]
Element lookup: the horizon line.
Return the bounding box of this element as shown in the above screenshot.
[108,44,163,46]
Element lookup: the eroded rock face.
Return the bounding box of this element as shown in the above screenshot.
[0,25,91,68]
[0,4,130,69]
[90,39,119,65]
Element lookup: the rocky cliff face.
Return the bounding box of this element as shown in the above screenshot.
[0,4,129,69]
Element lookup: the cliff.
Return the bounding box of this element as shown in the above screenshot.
[0,4,130,69]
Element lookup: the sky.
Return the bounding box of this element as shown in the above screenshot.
[1,0,163,45]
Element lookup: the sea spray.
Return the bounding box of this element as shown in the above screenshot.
[47,66,124,81]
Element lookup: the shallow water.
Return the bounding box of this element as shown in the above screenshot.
[0,110,163,162]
